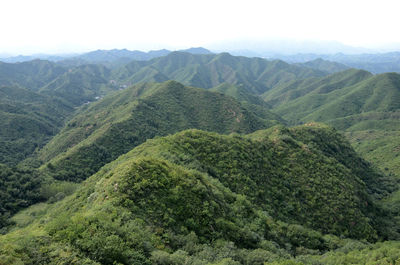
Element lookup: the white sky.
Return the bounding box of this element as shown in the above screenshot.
[1,0,399,54]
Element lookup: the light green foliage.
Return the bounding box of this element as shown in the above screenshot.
[39,81,281,182]
[1,125,395,264]
[263,69,400,180]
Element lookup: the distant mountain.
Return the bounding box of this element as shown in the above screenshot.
[64,47,212,67]
[57,49,171,68]
[295,58,350,73]
[39,64,114,107]
[0,60,66,90]
[179,47,213,54]
[38,80,282,182]
[0,54,74,63]
[113,52,326,95]
[1,47,213,68]
[215,39,373,56]
[271,52,400,73]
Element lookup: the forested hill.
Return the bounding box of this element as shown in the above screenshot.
[37,80,282,182]
[112,52,326,94]
[38,64,113,107]
[260,68,400,179]
[264,70,400,128]
[0,85,73,165]
[0,124,397,264]
[0,60,66,90]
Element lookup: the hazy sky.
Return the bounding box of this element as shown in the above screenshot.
[1,0,400,54]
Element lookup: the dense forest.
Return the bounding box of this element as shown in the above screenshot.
[1,50,400,264]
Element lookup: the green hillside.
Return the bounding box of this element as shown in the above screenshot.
[264,71,400,126]
[38,81,282,182]
[113,52,326,95]
[0,60,66,90]
[346,130,400,177]
[39,64,115,107]
[0,86,73,165]
[264,70,400,179]
[210,83,285,124]
[263,69,373,110]
[0,125,396,264]
[0,164,43,229]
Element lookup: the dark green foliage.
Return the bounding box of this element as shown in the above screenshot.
[127,127,387,240]
[40,81,281,182]
[117,158,258,247]
[0,86,73,165]
[0,164,43,230]
[0,126,398,264]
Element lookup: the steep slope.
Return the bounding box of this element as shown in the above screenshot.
[39,64,115,107]
[38,81,282,182]
[0,60,66,90]
[0,125,394,264]
[264,70,400,178]
[0,86,73,165]
[113,52,326,95]
[210,83,285,124]
[346,130,400,178]
[263,68,372,109]
[266,71,400,126]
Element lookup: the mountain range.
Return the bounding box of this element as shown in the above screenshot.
[1,49,400,264]
[270,52,400,73]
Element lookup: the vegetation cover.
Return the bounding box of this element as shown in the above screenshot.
[264,69,400,178]
[38,80,282,182]
[2,51,400,264]
[112,52,326,95]
[1,125,397,264]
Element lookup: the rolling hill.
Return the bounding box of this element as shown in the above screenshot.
[39,64,115,107]
[263,69,400,179]
[112,52,326,95]
[37,81,282,182]
[0,60,66,90]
